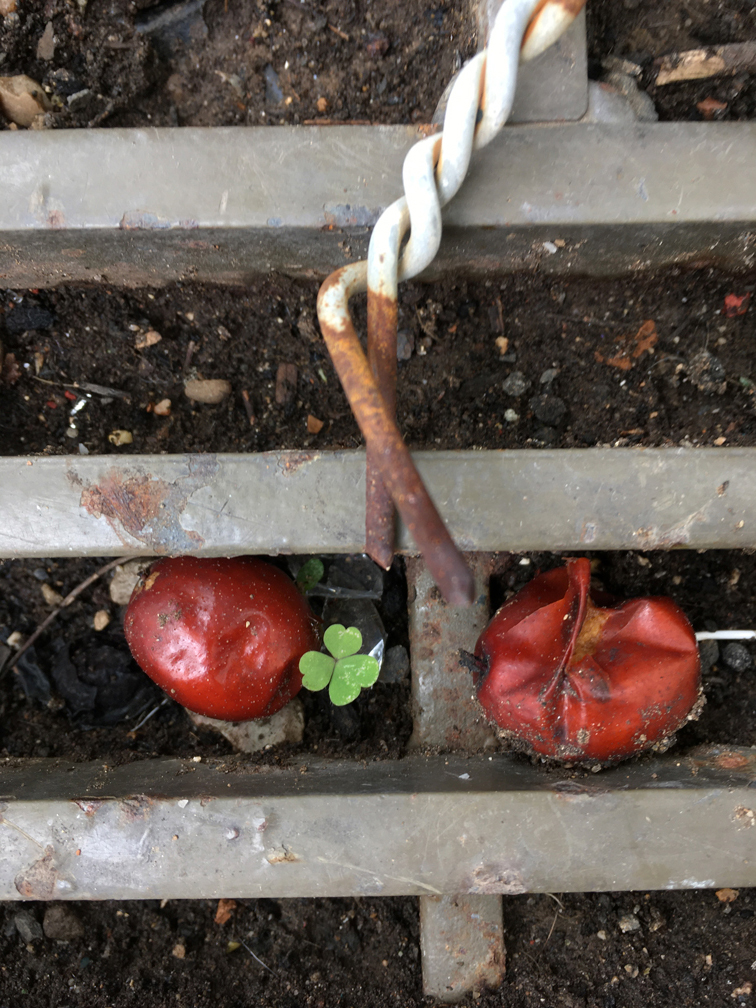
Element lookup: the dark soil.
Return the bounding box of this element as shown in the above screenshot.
[1,887,756,1007]
[0,0,476,129]
[1,268,755,458]
[1,0,754,129]
[3,1,756,1006]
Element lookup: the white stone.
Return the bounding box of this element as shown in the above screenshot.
[187,698,304,753]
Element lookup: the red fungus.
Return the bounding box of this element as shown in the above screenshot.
[124,556,319,721]
[474,557,701,763]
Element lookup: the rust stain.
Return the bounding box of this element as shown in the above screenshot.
[322,205,378,228]
[266,845,300,864]
[15,845,62,899]
[120,795,155,822]
[73,799,104,816]
[276,451,319,476]
[733,805,756,828]
[465,864,526,896]
[47,209,66,229]
[717,752,751,770]
[67,455,218,553]
[415,123,440,138]
[522,0,585,49]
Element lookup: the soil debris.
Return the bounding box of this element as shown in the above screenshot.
[0,74,49,127]
[184,378,231,404]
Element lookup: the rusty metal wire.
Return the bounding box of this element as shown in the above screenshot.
[317,0,586,605]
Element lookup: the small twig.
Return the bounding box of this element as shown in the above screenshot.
[184,340,197,373]
[328,23,349,40]
[0,556,141,680]
[645,354,686,376]
[240,940,277,976]
[32,376,131,402]
[543,906,560,948]
[241,389,256,426]
[88,100,116,128]
[656,41,756,85]
[130,696,170,732]
[544,892,565,911]
[546,312,627,329]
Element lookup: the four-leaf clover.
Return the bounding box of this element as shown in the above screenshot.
[299,624,380,706]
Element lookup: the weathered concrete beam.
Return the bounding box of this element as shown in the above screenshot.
[1,122,754,287]
[0,448,754,558]
[1,747,755,901]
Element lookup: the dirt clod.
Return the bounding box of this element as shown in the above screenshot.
[42,905,84,941]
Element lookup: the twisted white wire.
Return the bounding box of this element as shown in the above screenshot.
[368,0,563,293]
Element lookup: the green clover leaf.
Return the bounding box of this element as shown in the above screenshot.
[299,625,381,705]
[323,624,362,659]
[299,650,335,691]
[337,654,381,688]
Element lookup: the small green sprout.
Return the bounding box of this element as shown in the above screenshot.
[299,624,380,706]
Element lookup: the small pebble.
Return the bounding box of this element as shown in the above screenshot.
[184,379,231,404]
[504,408,519,423]
[307,414,324,434]
[109,559,150,605]
[618,914,640,933]
[529,394,567,427]
[596,930,607,941]
[687,348,726,395]
[41,583,63,606]
[624,964,639,978]
[172,943,186,959]
[135,329,161,349]
[495,336,509,356]
[0,74,50,127]
[36,21,55,61]
[539,368,559,385]
[14,911,43,943]
[698,639,719,674]
[502,371,530,397]
[722,642,752,672]
[396,330,414,361]
[43,905,84,941]
[93,609,111,631]
[542,241,558,254]
[153,398,171,416]
[379,644,409,684]
[108,429,133,446]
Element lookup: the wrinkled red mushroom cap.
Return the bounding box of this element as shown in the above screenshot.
[475,557,701,763]
[124,556,319,721]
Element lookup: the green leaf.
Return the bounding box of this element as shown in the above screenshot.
[328,670,363,706]
[337,654,380,688]
[295,557,324,594]
[323,624,362,659]
[328,654,381,705]
[299,651,335,691]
